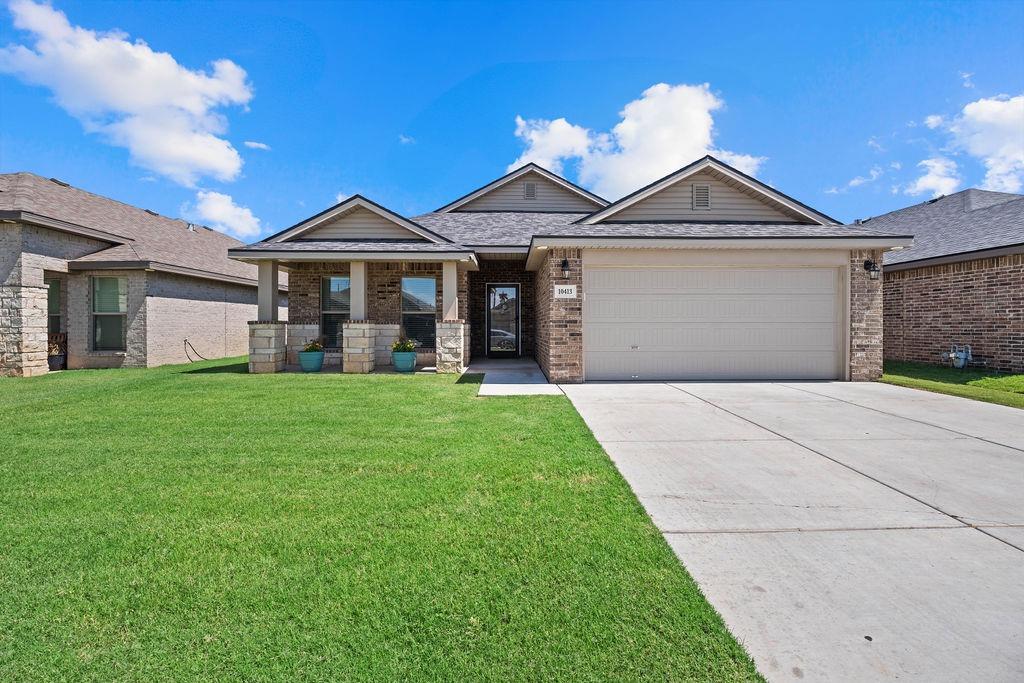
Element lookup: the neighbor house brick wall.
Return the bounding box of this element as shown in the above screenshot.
[145,271,279,367]
[67,269,148,369]
[534,248,583,383]
[1,222,110,376]
[467,257,534,358]
[850,248,884,381]
[884,252,1023,373]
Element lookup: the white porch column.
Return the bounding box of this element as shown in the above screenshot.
[350,260,367,320]
[257,260,279,321]
[442,260,458,321]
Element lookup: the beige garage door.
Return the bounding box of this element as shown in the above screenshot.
[584,266,844,381]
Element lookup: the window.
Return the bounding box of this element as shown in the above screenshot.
[692,183,711,210]
[92,277,127,351]
[321,276,351,348]
[45,279,61,334]
[401,277,436,349]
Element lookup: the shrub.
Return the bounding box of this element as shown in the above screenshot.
[391,338,417,353]
[303,339,324,353]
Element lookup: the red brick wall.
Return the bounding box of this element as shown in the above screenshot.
[534,248,583,382]
[467,257,534,358]
[850,249,885,381]
[883,252,1023,373]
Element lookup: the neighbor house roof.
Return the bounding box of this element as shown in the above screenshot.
[865,189,1024,268]
[0,172,272,287]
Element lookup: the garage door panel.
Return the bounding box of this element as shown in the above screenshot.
[587,267,837,294]
[586,294,837,323]
[586,322,836,352]
[583,264,843,381]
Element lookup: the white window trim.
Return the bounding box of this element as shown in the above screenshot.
[400,276,438,349]
[320,275,351,349]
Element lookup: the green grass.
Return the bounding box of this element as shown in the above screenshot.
[881,361,1024,409]
[0,358,759,681]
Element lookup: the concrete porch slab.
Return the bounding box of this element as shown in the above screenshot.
[467,358,562,396]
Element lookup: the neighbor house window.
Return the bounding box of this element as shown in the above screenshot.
[92,276,127,351]
[45,279,61,334]
[321,276,351,348]
[401,276,436,349]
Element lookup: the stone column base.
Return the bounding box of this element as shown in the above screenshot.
[1,283,49,378]
[343,321,377,373]
[436,320,467,374]
[248,321,286,373]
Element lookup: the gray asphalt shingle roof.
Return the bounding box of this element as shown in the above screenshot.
[412,212,588,246]
[865,189,1024,265]
[0,172,261,283]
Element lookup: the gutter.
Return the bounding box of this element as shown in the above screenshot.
[0,210,132,244]
[68,259,288,291]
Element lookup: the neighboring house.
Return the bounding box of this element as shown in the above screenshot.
[0,173,287,377]
[229,155,911,381]
[866,189,1023,373]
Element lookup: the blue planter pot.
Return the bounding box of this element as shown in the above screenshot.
[298,351,325,372]
[392,351,417,373]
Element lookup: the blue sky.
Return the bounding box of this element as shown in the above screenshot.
[2,0,1022,240]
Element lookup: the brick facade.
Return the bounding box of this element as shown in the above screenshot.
[467,257,534,358]
[850,248,885,381]
[534,248,583,383]
[884,252,1023,373]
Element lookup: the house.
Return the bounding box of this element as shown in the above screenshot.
[0,173,287,377]
[228,155,912,381]
[864,189,1023,373]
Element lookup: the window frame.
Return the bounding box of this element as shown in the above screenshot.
[320,275,352,349]
[400,276,438,350]
[45,278,62,335]
[91,276,128,352]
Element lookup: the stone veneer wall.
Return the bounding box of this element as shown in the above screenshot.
[248,322,286,373]
[467,257,534,358]
[849,248,884,381]
[883,252,1023,373]
[534,248,583,383]
[436,321,467,373]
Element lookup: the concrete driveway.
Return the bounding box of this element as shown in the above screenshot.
[562,381,1024,682]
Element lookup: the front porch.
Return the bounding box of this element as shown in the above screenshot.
[246,258,472,374]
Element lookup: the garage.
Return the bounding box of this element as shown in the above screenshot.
[583,250,847,381]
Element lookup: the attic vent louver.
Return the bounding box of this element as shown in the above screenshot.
[692,183,711,210]
[523,181,537,200]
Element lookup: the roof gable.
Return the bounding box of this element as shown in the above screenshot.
[437,163,607,213]
[268,195,450,244]
[580,156,838,226]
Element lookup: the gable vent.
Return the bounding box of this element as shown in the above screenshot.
[692,183,711,210]
[523,181,537,200]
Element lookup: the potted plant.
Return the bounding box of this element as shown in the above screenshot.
[391,337,418,373]
[298,339,325,373]
[47,339,66,371]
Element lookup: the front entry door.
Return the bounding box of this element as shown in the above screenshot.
[486,284,520,358]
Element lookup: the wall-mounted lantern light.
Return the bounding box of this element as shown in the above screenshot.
[560,258,571,279]
[863,259,881,280]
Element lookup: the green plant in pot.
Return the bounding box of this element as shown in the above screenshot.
[391,337,418,373]
[298,339,325,372]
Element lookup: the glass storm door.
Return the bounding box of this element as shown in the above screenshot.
[486,284,519,358]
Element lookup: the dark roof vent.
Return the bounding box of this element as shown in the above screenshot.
[186,222,197,232]
[144,209,159,216]
[48,178,70,187]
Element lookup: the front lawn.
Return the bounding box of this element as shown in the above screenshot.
[0,358,759,681]
[881,361,1024,409]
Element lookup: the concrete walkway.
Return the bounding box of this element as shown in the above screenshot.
[562,381,1024,682]
[465,358,562,396]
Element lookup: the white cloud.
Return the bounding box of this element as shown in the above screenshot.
[508,83,764,199]
[960,71,975,89]
[905,157,960,197]
[335,192,350,204]
[867,137,885,152]
[398,134,415,144]
[244,140,270,150]
[948,94,1024,192]
[187,190,261,239]
[890,161,902,170]
[924,115,944,129]
[0,0,252,186]
[848,166,883,187]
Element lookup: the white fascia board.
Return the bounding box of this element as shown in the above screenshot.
[228,250,479,267]
[581,158,834,226]
[524,236,914,270]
